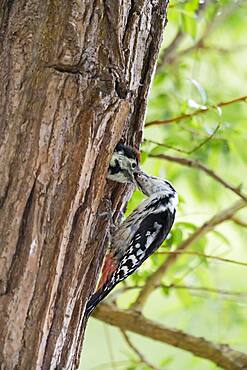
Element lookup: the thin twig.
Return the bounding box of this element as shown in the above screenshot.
[194,43,247,55]
[144,138,189,154]
[144,122,220,155]
[132,199,246,310]
[155,250,247,267]
[121,330,158,370]
[113,284,247,300]
[93,303,247,370]
[145,95,247,127]
[149,153,247,202]
[179,123,224,138]
[159,283,247,299]
[157,30,184,69]
[188,123,221,154]
[181,292,247,306]
[231,216,247,228]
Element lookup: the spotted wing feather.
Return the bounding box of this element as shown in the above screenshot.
[85,200,175,316]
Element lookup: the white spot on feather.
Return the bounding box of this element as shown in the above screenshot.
[128,254,138,264]
[136,249,145,257]
[145,222,162,247]
[120,266,129,275]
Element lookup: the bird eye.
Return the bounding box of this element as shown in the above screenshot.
[131,163,137,168]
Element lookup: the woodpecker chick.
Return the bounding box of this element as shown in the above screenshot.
[107,143,140,185]
[85,170,178,316]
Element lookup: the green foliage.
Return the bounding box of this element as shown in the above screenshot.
[83,1,247,369]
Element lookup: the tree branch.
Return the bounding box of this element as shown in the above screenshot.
[145,95,247,127]
[149,153,247,202]
[132,199,246,310]
[93,303,247,370]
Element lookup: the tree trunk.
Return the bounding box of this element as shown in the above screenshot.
[0,1,168,369]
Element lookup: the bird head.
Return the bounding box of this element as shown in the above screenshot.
[107,143,140,185]
[134,170,176,197]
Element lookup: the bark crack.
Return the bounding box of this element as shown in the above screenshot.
[4,179,36,295]
[0,0,15,43]
[47,63,84,76]
[0,173,12,209]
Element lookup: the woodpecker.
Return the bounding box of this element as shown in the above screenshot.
[107,143,140,184]
[85,170,178,316]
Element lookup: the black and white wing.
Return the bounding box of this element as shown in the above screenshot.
[85,197,175,316]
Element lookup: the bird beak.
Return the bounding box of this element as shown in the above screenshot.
[123,169,137,186]
[133,169,145,193]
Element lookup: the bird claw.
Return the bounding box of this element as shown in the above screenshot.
[98,198,117,235]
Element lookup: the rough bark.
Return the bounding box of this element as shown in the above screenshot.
[0,0,168,369]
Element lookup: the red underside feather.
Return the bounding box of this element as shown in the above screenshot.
[97,252,117,290]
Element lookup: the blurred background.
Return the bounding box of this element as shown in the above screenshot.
[82,0,247,369]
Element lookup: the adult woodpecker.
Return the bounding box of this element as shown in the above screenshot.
[85,170,178,316]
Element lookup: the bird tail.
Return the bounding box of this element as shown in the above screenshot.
[85,253,118,317]
[84,281,114,317]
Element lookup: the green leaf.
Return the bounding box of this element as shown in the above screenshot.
[185,0,199,12]
[140,150,149,164]
[175,286,192,307]
[161,285,170,296]
[176,221,197,231]
[150,146,166,156]
[172,228,183,246]
[191,237,209,266]
[182,13,197,38]
[159,356,174,367]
